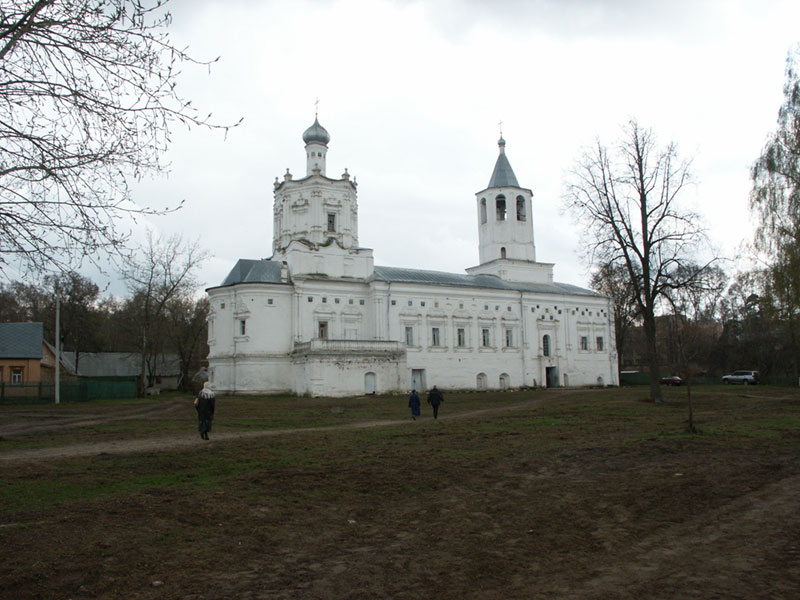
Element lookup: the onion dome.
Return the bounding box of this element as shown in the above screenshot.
[302,117,330,145]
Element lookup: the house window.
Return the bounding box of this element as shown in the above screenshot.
[505,328,513,347]
[327,212,336,232]
[516,195,526,221]
[405,326,414,346]
[239,319,247,336]
[543,335,551,357]
[496,195,506,220]
[482,328,491,347]
[318,321,328,339]
[596,336,604,351]
[431,327,440,347]
[580,336,588,351]
[11,367,23,385]
[457,328,466,347]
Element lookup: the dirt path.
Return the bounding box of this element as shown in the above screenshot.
[0,394,573,463]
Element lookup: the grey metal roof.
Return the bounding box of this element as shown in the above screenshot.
[219,259,283,286]
[212,259,599,298]
[302,117,330,145]
[0,322,43,359]
[61,352,180,377]
[488,141,520,188]
[370,266,600,297]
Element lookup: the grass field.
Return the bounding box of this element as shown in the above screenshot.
[1,386,799,599]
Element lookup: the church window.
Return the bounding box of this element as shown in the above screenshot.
[391,300,396,305]
[421,301,426,307]
[327,213,336,232]
[322,297,327,303]
[505,328,513,347]
[349,299,354,304]
[543,335,551,357]
[480,198,487,224]
[318,321,328,339]
[457,328,466,347]
[335,298,340,304]
[496,195,506,220]
[308,296,313,302]
[596,336,604,351]
[580,336,588,351]
[405,326,414,346]
[239,319,247,336]
[459,303,464,309]
[408,300,413,306]
[359,299,365,305]
[481,328,491,347]
[501,247,506,259]
[516,195,526,221]
[267,299,273,305]
[431,327,440,347]
[220,302,225,309]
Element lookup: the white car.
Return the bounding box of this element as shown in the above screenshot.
[721,370,760,385]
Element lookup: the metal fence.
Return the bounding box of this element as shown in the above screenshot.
[0,378,137,404]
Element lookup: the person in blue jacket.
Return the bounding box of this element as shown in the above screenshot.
[408,389,421,420]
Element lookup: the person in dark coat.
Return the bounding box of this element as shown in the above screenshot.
[426,385,444,419]
[195,382,215,440]
[408,389,421,420]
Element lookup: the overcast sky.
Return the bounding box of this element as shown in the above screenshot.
[119,0,800,295]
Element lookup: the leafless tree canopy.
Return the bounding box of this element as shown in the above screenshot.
[564,121,711,401]
[0,0,236,275]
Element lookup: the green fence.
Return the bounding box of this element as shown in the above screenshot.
[0,378,137,404]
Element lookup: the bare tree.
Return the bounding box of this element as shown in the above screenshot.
[564,120,711,402]
[122,231,208,395]
[0,1,238,276]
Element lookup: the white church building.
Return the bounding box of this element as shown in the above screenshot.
[206,117,618,396]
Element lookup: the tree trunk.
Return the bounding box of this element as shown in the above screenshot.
[643,311,664,403]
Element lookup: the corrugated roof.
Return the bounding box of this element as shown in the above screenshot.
[0,322,43,359]
[61,352,181,377]
[370,266,599,296]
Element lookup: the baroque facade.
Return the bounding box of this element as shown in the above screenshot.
[206,118,618,396]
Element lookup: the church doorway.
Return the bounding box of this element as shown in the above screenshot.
[545,366,559,388]
[364,372,376,394]
[411,369,425,392]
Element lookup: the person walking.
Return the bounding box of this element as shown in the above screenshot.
[408,389,421,420]
[427,385,444,419]
[195,382,216,440]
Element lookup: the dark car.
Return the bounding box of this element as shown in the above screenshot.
[660,375,683,386]
[721,370,760,385]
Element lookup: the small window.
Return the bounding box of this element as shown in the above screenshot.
[421,301,426,307]
[391,300,396,305]
[482,328,491,347]
[505,328,513,347]
[408,300,413,306]
[543,335,551,357]
[457,328,466,347]
[267,298,273,305]
[405,326,413,346]
[308,296,313,302]
[580,336,588,351]
[349,299,354,305]
[327,212,336,232]
[359,299,365,306]
[335,298,340,304]
[501,247,506,259]
[220,302,226,309]
[239,319,247,336]
[11,367,23,385]
[596,336,604,351]
[322,297,327,303]
[431,327,440,347]
[318,321,328,339]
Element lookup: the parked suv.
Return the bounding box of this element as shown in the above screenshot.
[721,370,760,385]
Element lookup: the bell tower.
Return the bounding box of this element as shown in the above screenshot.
[467,135,553,284]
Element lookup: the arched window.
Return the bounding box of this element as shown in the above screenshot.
[542,334,551,357]
[516,195,526,221]
[496,195,506,220]
[480,198,487,224]
[500,247,506,259]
